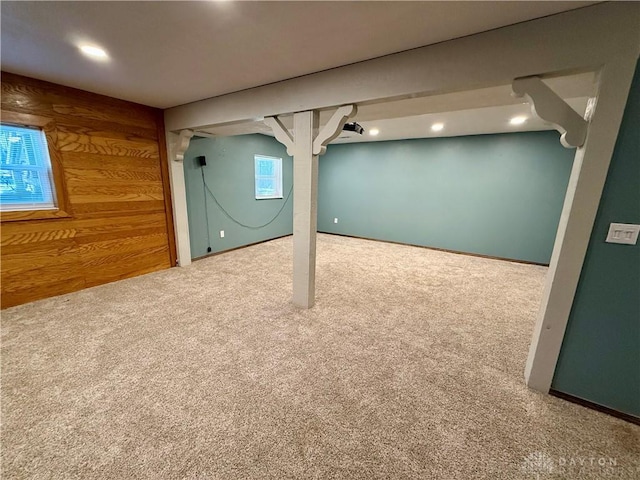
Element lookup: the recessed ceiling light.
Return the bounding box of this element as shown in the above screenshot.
[369,128,380,136]
[431,123,444,132]
[79,45,109,60]
[510,116,527,125]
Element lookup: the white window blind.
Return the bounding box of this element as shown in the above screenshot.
[254,154,283,199]
[0,124,57,212]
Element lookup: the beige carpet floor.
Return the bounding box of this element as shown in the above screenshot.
[1,234,638,479]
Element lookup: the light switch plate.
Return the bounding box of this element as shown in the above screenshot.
[605,223,639,245]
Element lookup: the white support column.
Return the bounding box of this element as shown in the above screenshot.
[266,106,356,308]
[166,129,194,267]
[524,58,638,392]
[292,110,320,308]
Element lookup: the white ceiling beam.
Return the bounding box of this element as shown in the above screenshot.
[165,3,638,132]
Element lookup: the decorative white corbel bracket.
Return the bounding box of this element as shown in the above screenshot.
[312,105,357,155]
[170,129,194,162]
[264,116,295,156]
[512,76,588,148]
[265,104,357,157]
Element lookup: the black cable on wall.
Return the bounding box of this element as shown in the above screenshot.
[198,156,293,231]
[200,167,212,253]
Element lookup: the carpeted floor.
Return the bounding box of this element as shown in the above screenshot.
[2,234,638,479]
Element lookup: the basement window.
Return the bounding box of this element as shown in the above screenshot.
[0,123,57,211]
[254,154,283,199]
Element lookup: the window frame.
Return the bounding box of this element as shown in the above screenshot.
[254,154,283,200]
[0,111,71,222]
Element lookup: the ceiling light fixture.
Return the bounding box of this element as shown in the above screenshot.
[510,116,527,126]
[431,123,444,132]
[369,128,380,136]
[79,44,109,60]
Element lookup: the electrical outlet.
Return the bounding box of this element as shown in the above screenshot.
[605,223,639,245]
[220,230,225,238]
[334,218,338,224]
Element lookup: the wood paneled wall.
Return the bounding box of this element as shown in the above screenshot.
[1,73,176,308]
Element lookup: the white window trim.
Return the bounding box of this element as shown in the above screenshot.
[0,123,57,212]
[254,154,283,200]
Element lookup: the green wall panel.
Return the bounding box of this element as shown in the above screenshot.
[184,134,293,259]
[552,61,640,417]
[318,131,574,264]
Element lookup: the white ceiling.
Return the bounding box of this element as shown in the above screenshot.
[1,1,596,109]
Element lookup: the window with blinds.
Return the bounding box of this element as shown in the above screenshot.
[254,154,283,200]
[0,124,57,212]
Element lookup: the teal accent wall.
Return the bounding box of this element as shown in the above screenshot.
[318,131,574,264]
[184,134,293,259]
[552,61,640,417]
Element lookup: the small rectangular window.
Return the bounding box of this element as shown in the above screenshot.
[0,123,57,212]
[254,154,283,199]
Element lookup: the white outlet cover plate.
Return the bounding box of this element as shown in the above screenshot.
[605,223,640,245]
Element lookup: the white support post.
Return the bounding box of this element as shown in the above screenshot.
[166,129,194,267]
[266,106,356,308]
[524,58,638,392]
[292,110,320,308]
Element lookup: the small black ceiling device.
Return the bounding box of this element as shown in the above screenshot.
[342,122,364,135]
